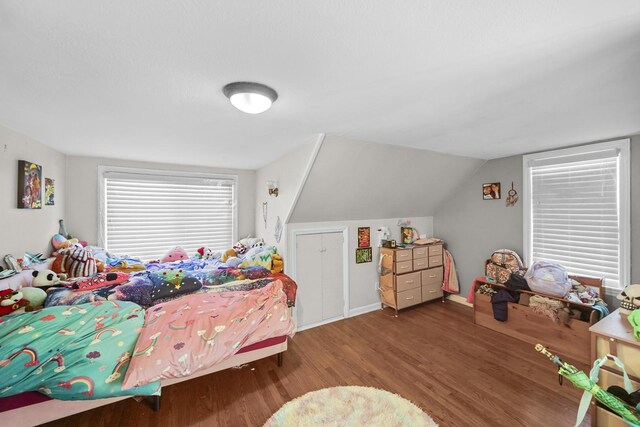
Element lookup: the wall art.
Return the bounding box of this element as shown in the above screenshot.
[482,182,501,200]
[17,160,42,209]
[45,178,55,206]
[355,247,372,264]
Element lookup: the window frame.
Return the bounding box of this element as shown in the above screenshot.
[98,165,238,259]
[522,139,630,294]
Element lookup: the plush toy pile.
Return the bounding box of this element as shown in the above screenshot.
[1,234,286,318]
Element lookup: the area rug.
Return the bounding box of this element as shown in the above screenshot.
[264,386,439,426]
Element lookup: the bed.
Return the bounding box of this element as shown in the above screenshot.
[0,246,297,426]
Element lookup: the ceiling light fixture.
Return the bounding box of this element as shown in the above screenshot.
[222,82,278,114]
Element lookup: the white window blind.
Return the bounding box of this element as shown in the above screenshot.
[100,168,237,262]
[523,140,630,290]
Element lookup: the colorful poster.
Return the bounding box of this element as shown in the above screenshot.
[355,247,372,264]
[45,178,55,205]
[357,227,370,248]
[17,160,42,209]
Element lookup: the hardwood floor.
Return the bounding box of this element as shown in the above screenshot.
[44,301,590,427]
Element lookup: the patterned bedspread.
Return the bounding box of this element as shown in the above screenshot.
[0,301,160,400]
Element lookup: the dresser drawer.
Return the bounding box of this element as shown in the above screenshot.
[595,336,640,379]
[396,287,421,309]
[413,247,428,259]
[422,282,443,302]
[428,244,443,256]
[428,255,443,267]
[395,260,413,274]
[395,249,413,262]
[421,267,443,285]
[396,272,420,292]
[412,257,428,270]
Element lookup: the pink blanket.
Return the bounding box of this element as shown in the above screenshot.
[122,280,295,388]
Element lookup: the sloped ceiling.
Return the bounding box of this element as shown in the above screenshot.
[1,2,639,169]
[289,136,485,223]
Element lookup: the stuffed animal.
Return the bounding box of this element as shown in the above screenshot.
[271,253,284,274]
[32,269,64,290]
[233,241,249,255]
[161,246,189,263]
[196,247,214,260]
[20,287,47,309]
[52,247,97,278]
[71,272,129,292]
[226,257,242,268]
[0,289,29,316]
[247,237,265,248]
[221,248,237,262]
[51,234,80,251]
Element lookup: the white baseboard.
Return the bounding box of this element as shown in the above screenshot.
[447,294,473,307]
[348,302,381,317]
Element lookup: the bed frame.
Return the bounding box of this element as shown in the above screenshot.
[5,339,287,427]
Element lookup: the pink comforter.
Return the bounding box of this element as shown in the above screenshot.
[122,280,295,388]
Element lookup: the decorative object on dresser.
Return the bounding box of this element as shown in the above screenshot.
[472,275,604,365]
[589,309,640,426]
[379,242,444,316]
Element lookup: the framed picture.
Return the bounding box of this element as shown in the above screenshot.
[45,178,55,206]
[357,227,370,248]
[355,247,372,264]
[482,182,501,200]
[401,227,413,244]
[17,160,42,209]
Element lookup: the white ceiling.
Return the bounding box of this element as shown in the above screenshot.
[1,1,639,169]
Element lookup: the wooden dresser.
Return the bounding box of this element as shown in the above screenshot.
[379,243,444,316]
[589,309,640,426]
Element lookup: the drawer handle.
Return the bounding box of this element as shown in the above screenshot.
[429,290,437,293]
[400,266,409,269]
[406,280,414,284]
[405,296,414,300]
[429,275,436,278]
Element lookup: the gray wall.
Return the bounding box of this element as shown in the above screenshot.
[65,156,256,247]
[0,125,66,257]
[255,140,316,260]
[434,135,640,305]
[290,135,485,223]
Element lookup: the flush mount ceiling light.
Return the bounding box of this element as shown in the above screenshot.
[222,82,278,114]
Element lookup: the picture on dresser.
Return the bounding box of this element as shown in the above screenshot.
[482,182,501,200]
[357,227,370,248]
[355,247,372,264]
[400,227,413,244]
[17,160,42,209]
[45,178,55,206]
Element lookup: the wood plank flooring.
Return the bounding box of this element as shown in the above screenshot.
[44,301,590,427]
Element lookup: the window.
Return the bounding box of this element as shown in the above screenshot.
[523,139,630,291]
[99,166,237,261]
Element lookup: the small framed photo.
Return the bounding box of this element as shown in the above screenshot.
[355,247,372,264]
[401,227,413,244]
[357,227,370,248]
[482,182,501,200]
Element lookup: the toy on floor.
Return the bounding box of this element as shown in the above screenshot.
[0,289,29,316]
[161,246,189,263]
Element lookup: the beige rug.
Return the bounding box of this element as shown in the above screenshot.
[264,386,439,426]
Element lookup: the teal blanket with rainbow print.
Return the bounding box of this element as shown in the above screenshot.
[0,301,159,400]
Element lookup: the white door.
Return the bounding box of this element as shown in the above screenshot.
[295,232,345,329]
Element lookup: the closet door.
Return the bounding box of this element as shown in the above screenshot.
[296,233,323,328]
[321,232,344,320]
[295,232,345,329]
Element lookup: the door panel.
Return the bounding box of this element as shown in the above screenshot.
[321,232,344,320]
[295,234,323,327]
[295,231,345,329]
